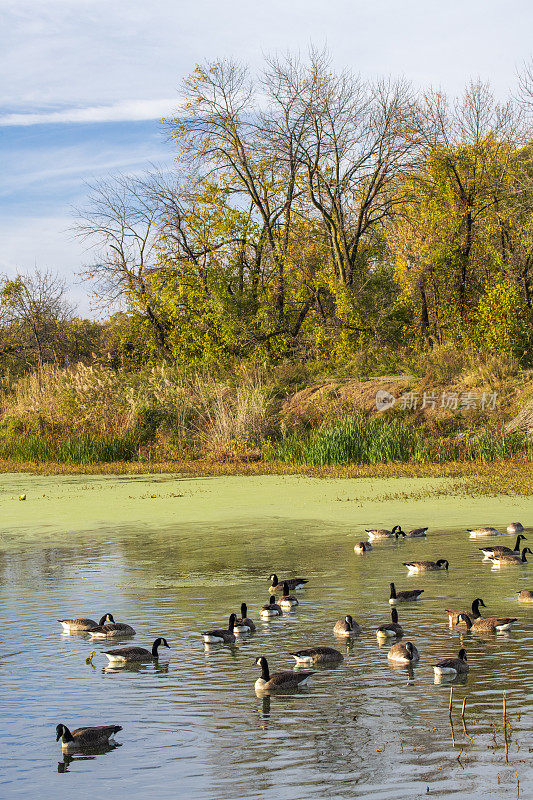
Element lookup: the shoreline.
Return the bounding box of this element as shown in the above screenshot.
[0,457,531,495]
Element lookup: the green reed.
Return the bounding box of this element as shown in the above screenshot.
[271,416,530,466]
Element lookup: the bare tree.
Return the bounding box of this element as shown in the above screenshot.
[0,270,73,366]
[262,49,415,290]
[75,174,172,355]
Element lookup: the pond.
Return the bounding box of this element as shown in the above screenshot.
[1,474,532,799]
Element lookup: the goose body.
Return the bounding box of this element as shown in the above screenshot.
[268,574,308,593]
[479,535,526,559]
[389,582,423,604]
[405,527,428,537]
[457,612,517,633]
[87,614,136,638]
[467,526,501,538]
[279,582,299,610]
[445,598,485,627]
[387,641,419,664]
[56,723,122,752]
[507,522,525,534]
[366,525,404,541]
[376,608,403,638]
[234,603,256,633]
[354,541,372,553]
[254,656,314,692]
[489,547,532,566]
[289,646,343,665]
[403,559,449,573]
[58,613,112,632]
[333,615,362,636]
[202,614,237,643]
[260,596,282,618]
[433,648,469,676]
[104,637,170,663]
[518,589,533,602]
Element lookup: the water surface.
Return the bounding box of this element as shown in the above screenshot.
[0,474,532,799]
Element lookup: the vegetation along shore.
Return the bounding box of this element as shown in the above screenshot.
[1,51,533,479]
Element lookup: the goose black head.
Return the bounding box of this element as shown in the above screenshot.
[436,559,449,569]
[458,648,467,661]
[391,608,399,622]
[98,613,114,625]
[473,598,486,608]
[282,582,290,596]
[56,724,73,742]
[405,642,415,658]
[268,595,276,604]
[228,613,237,628]
[255,656,266,666]
[345,615,353,627]
[240,603,248,618]
[269,574,278,585]
[154,637,170,649]
[457,613,472,628]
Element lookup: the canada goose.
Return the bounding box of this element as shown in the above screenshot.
[387,641,419,664]
[260,596,282,618]
[268,574,308,593]
[366,525,404,541]
[445,598,486,627]
[489,547,532,566]
[254,656,314,692]
[87,614,136,638]
[234,603,256,633]
[56,724,122,752]
[405,527,428,537]
[467,526,501,538]
[289,646,343,665]
[201,615,237,643]
[433,648,469,677]
[479,535,527,559]
[279,582,299,610]
[403,559,449,573]
[507,522,525,534]
[517,589,533,602]
[457,612,517,633]
[376,608,404,638]
[103,637,170,663]
[58,614,112,633]
[333,615,362,636]
[389,582,423,604]
[354,541,372,553]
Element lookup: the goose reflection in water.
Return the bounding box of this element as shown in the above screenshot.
[103,661,170,675]
[57,742,122,773]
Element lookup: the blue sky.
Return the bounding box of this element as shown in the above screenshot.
[2,0,532,314]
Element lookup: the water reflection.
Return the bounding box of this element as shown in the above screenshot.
[57,743,122,773]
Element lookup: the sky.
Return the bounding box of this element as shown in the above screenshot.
[1,0,532,315]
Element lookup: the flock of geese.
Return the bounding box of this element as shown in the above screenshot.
[55,524,532,752]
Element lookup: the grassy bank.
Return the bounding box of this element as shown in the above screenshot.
[0,361,532,476]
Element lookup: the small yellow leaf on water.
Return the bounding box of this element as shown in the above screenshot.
[19,494,26,501]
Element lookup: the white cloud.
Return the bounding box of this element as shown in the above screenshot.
[0,98,180,127]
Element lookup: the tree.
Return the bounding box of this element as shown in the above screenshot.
[0,270,73,369]
[390,81,526,343]
[76,175,173,356]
